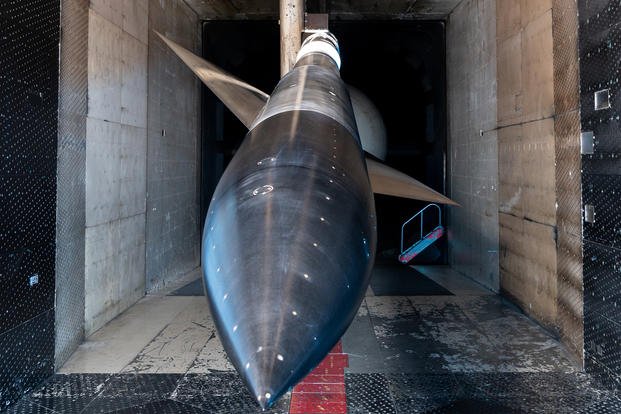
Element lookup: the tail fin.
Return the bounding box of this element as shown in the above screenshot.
[155,31,269,129]
[366,158,459,206]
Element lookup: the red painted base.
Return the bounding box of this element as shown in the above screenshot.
[289,341,348,413]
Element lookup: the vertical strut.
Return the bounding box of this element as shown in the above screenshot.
[280,0,304,77]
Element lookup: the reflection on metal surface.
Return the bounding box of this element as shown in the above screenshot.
[252,185,274,196]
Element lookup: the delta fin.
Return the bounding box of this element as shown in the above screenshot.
[366,158,459,206]
[155,31,269,129]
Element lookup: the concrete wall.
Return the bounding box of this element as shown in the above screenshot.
[82,0,201,335]
[497,0,558,331]
[446,0,499,291]
[145,0,201,292]
[84,0,149,336]
[446,0,582,362]
[496,0,583,363]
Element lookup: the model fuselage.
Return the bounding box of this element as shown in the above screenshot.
[202,46,377,407]
[157,28,456,409]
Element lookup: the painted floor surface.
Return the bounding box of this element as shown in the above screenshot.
[6,266,621,413]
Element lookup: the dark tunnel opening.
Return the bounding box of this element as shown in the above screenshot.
[200,20,448,264]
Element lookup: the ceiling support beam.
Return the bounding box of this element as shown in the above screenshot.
[280,0,304,77]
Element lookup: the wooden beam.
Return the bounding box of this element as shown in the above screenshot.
[280,0,304,76]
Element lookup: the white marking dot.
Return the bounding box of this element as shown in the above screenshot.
[277,354,284,361]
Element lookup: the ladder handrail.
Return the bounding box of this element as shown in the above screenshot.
[400,204,442,254]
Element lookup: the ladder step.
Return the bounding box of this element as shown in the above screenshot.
[398,226,444,264]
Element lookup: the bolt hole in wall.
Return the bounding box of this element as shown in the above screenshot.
[200,20,448,264]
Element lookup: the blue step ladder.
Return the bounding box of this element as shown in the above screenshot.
[398,204,445,264]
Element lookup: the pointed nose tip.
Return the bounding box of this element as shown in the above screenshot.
[249,383,275,410]
[249,384,280,410]
[244,349,294,410]
[255,393,272,410]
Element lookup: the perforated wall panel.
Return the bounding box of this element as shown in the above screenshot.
[552,0,583,363]
[578,0,621,390]
[55,0,88,370]
[0,0,60,408]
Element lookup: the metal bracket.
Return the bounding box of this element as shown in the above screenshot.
[594,89,611,110]
[304,13,329,33]
[581,131,595,155]
[584,204,595,223]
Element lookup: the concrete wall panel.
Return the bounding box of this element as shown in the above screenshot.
[500,212,558,328]
[146,0,201,292]
[497,33,522,125]
[84,214,145,335]
[90,0,123,27]
[85,117,121,227]
[88,11,122,124]
[521,10,555,122]
[498,125,523,217]
[119,125,148,218]
[84,2,149,335]
[521,118,556,226]
[497,0,521,41]
[447,0,499,291]
[123,0,149,44]
[495,0,583,364]
[497,2,559,337]
[120,34,148,128]
[85,118,147,226]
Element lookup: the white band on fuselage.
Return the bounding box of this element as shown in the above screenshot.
[296,39,341,69]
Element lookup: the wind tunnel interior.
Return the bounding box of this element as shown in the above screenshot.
[6,0,621,411]
[195,0,597,385]
[201,21,449,265]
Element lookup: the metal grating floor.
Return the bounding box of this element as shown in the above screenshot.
[5,371,621,413]
[6,267,621,413]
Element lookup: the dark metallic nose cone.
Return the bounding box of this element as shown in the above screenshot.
[202,128,375,407]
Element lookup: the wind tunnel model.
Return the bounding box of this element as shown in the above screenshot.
[156,30,457,409]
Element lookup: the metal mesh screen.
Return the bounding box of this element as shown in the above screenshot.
[55,0,88,369]
[0,0,61,406]
[552,0,584,364]
[578,0,621,389]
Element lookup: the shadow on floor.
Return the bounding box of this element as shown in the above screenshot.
[369,263,452,296]
[168,263,453,297]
